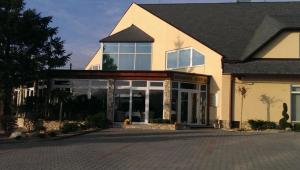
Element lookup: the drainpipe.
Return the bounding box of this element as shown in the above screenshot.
[229,75,235,129]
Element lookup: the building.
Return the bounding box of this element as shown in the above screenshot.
[46,1,300,128]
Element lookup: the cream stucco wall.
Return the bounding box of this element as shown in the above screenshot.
[85,46,102,70]
[106,3,223,122]
[232,76,296,124]
[221,74,232,127]
[254,31,300,59]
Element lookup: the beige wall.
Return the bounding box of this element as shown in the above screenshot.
[85,47,102,70]
[232,76,296,124]
[109,4,223,122]
[254,31,300,59]
[221,74,232,127]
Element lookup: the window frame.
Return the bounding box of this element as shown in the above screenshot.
[166,47,205,70]
[102,43,152,71]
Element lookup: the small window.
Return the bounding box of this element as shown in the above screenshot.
[136,43,151,53]
[73,80,89,87]
[132,81,147,87]
[201,85,207,91]
[172,82,179,89]
[178,49,190,67]
[54,80,71,86]
[103,43,118,53]
[192,49,204,66]
[292,86,300,92]
[119,43,135,53]
[150,82,163,87]
[180,83,197,89]
[91,80,107,87]
[167,51,178,69]
[115,80,130,86]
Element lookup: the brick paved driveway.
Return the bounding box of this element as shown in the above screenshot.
[1,128,300,170]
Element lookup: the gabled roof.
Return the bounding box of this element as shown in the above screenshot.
[100,25,154,43]
[139,2,300,61]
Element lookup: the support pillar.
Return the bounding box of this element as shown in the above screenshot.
[163,80,171,120]
[106,79,114,122]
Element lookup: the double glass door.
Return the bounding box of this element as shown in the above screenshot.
[178,91,206,125]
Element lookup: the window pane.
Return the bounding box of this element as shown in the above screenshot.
[171,90,178,123]
[119,43,135,53]
[167,51,177,69]
[292,87,300,92]
[103,43,118,53]
[102,54,118,71]
[192,49,204,66]
[150,82,163,87]
[119,54,134,70]
[54,80,71,86]
[178,49,191,67]
[115,80,130,87]
[91,80,107,87]
[91,89,107,113]
[132,81,147,87]
[292,94,300,121]
[149,90,164,123]
[73,80,89,87]
[181,83,197,89]
[172,82,179,89]
[136,43,151,53]
[72,88,88,96]
[114,89,130,122]
[135,54,151,70]
[132,90,146,122]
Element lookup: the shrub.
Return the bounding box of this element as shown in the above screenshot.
[61,123,80,134]
[248,120,277,130]
[86,112,108,128]
[279,103,290,129]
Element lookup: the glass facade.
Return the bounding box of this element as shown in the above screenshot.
[103,43,152,71]
[166,48,205,69]
[149,90,164,123]
[50,78,208,125]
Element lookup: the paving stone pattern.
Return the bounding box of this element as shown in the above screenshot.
[0,129,300,170]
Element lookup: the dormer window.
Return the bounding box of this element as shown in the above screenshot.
[102,43,152,71]
[100,25,154,71]
[166,48,204,70]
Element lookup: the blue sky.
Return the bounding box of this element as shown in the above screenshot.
[25,0,294,69]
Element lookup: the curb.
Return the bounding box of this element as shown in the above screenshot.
[0,129,101,144]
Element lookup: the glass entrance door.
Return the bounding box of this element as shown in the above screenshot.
[179,91,205,125]
[132,90,146,123]
[180,92,189,123]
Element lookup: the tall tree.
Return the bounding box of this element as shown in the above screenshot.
[0,0,70,132]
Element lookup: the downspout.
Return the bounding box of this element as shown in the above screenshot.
[229,75,235,128]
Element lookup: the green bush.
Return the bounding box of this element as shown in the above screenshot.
[61,123,80,134]
[86,112,108,128]
[279,103,290,129]
[248,120,277,130]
